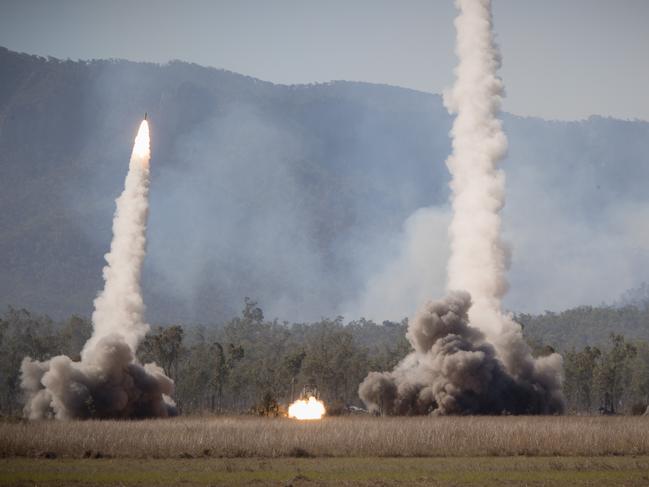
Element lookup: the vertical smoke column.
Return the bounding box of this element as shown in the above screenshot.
[443,0,563,391]
[444,0,509,338]
[83,120,151,358]
[21,119,176,419]
[358,0,564,415]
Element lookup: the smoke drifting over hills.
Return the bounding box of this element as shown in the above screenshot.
[359,0,564,415]
[1,47,648,324]
[21,121,176,420]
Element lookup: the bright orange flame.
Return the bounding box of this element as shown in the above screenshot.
[132,119,150,162]
[288,396,325,420]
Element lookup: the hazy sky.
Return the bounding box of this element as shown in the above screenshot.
[0,0,647,121]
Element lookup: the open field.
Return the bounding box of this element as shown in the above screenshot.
[1,456,649,486]
[1,416,649,459]
[3,417,649,486]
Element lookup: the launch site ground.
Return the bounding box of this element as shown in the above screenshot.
[2,456,649,486]
[2,416,649,485]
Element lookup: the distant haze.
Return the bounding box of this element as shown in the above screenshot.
[1,48,648,324]
[0,0,647,121]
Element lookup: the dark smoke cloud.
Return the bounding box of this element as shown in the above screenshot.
[358,291,564,415]
[21,335,176,419]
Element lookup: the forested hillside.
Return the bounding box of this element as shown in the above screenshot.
[519,303,649,351]
[1,46,649,324]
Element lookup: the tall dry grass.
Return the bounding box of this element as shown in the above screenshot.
[1,416,648,458]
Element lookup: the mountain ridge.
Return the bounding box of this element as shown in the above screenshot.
[1,46,648,324]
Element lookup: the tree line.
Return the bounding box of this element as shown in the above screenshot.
[1,299,648,416]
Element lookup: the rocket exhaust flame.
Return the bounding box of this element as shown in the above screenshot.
[20,117,177,420]
[288,396,326,420]
[131,120,150,162]
[358,0,564,415]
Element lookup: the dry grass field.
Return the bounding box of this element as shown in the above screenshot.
[2,416,649,485]
[1,415,648,459]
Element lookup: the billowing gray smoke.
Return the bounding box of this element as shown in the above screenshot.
[21,120,177,419]
[359,292,563,414]
[359,0,564,415]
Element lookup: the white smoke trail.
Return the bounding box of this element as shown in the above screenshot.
[358,0,564,415]
[444,0,509,338]
[443,0,563,388]
[21,120,176,419]
[83,120,151,358]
